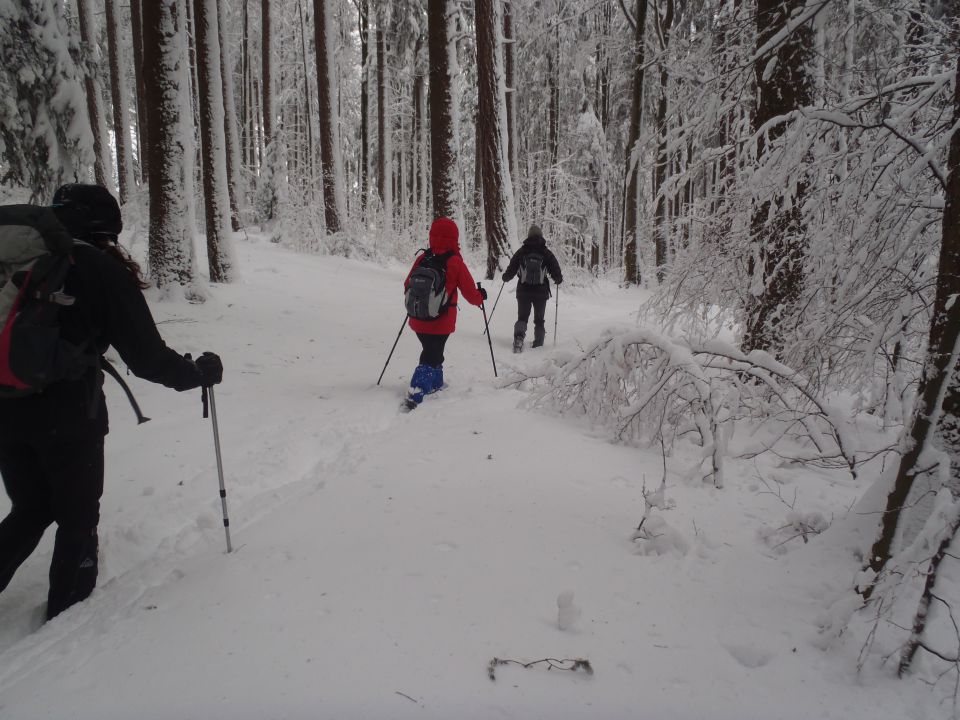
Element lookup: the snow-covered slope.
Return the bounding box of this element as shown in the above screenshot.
[0,237,939,719]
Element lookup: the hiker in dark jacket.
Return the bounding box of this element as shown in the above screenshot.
[402,217,485,409]
[0,184,223,620]
[501,225,563,352]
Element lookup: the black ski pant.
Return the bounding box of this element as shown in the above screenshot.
[0,426,104,620]
[516,296,548,344]
[416,332,449,367]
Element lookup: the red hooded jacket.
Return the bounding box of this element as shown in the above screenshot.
[405,218,484,335]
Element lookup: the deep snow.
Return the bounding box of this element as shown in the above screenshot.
[0,235,948,719]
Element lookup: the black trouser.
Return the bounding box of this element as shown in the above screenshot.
[516,297,548,335]
[416,333,449,366]
[0,426,105,620]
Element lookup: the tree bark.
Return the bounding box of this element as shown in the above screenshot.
[143,0,197,290]
[313,0,344,233]
[503,0,517,179]
[130,0,149,181]
[219,0,242,230]
[376,11,389,224]
[427,0,458,219]
[740,0,815,355]
[104,0,135,202]
[476,0,514,278]
[359,0,369,217]
[261,0,273,147]
[651,0,673,282]
[77,0,113,191]
[194,0,233,281]
[623,0,648,285]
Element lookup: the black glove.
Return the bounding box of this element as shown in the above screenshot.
[195,351,223,386]
[554,278,563,285]
[478,284,488,301]
[501,273,509,282]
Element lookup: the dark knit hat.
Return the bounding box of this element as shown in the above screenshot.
[527,224,543,238]
[51,183,122,241]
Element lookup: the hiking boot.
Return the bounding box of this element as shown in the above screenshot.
[513,321,527,354]
[532,327,546,348]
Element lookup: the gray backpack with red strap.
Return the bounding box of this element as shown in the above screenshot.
[0,205,98,396]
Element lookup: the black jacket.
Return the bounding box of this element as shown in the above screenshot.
[502,234,563,299]
[0,243,204,435]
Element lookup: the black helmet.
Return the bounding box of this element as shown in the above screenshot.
[51,183,122,241]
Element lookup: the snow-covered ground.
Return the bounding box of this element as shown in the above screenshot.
[0,236,946,719]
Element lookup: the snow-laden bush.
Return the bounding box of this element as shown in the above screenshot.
[503,327,858,489]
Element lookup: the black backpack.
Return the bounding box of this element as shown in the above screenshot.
[519,251,548,285]
[405,250,454,321]
[0,205,99,396]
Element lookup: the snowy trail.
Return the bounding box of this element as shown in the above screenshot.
[0,238,938,719]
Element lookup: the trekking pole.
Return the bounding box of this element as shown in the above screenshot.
[483,280,507,336]
[377,315,408,385]
[202,385,233,553]
[553,286,559,346]
[479,284,498,377]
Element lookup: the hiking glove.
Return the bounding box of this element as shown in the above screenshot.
[478,284,488,301]
[196,351,223,386]
[501,273,509,282]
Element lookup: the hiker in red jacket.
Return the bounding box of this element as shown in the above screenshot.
[403,217,485,409]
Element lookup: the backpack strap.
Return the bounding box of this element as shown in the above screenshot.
[102,358,150,424]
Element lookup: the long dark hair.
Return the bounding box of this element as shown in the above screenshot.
[91,235,150,290]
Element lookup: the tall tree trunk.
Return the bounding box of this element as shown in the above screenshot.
[740,0,814,354]
[476,0,516,278]
[194,0,234,281]
[130,0,149,182]
[376,11,391,229]
[623,0,648,285]
[427,0,458,219]
[143,0,197,290]
[261,0,273,147]
[651,0,673,282]
[77,0,113,190]
[104,0,135,203]
[219,0,242,230]
[865,53,960,592]
[503,0,517,179]
[411,36,423,224]
[359,0,369,218]
[313,0,344,233]
[241,0,253,171]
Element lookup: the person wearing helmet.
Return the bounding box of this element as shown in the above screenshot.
[0,184,223,620]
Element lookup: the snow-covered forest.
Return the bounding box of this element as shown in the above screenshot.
[0,0,959,716]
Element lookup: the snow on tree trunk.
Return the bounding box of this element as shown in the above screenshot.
[260,0,276,220]
[503,0,517,179]
[651,0,673,283]
[865,52,960,587]
[313,0,345,234]
[623,0,648,286]
[218,0,242,231]
[359,0,369,219]
[427,0,459,220]
[130,0,149,182]
[77,0,115,193]
[376,11,391,235]
[193,0,235,282]
[143,0,199,293]
[740,0,815,355]
[476,0,518,279]
[104,0,135,203]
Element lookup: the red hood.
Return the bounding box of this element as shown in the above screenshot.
[429,217,460,254]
